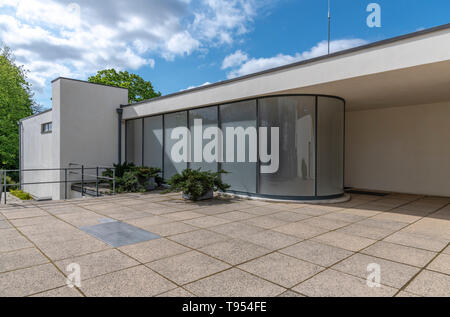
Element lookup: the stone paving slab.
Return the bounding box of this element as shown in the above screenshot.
[1,191,449,297]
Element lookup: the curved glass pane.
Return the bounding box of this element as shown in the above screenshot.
[220,100,257,193]
[189,106,218,173]
[259,96,316,197]
[164,111,188,179]
[317,97,345,196]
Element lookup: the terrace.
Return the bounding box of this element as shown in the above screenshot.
[0,191,449,297]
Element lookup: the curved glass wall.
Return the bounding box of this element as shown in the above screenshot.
[125,95,345,200]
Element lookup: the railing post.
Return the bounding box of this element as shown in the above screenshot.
[3,170,7,205]
[112,169,116,196]
[0,170,2,204]
[96,167,99,197]
[64,168,68,200]
[81,165,84,197]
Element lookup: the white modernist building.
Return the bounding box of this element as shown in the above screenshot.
[20,24,450,201]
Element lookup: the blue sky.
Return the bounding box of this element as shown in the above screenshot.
[0,0,449,109]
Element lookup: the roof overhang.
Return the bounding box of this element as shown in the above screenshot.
[120,24,450,119]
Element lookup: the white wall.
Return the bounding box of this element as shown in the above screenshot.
[21,110,53,199]
[54,79,128,199]
[345,101,450,197]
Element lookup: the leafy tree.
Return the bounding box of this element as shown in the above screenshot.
[88,69,161,104]
[0,45,36,171]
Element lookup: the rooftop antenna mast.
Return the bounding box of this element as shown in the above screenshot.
[328,0,331,54]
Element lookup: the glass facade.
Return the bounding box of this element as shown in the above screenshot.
[125,95,345,200]
[220,100,257,193]
[125,118,142,166]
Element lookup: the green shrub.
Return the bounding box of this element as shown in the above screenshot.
[166,168,230,201]
[102,162,163,193]
[9,189,33,200]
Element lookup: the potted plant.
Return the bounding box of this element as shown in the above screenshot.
[166,168,230,201]
[102,163,163,193]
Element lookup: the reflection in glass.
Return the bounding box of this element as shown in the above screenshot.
[259,96,316,197]
[143,116,163,170]
[220,100,257,193]
[189,106,218,173]
[126,119,142,166]
[164,111,188,179]
[317,97,344,196]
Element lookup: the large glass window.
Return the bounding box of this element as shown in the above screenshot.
[164,111,188,179]
[259,96,316,197]
[220,100,257,193]
[143,116,163,170]
[126,119,142,166]
[189,106,219,173]
[317,97,345,196]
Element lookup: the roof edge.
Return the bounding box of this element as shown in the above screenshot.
[51,77,129,90]
[20,108,52,122]
[121,22,450,108]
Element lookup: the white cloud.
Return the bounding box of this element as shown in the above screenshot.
[221,49,248,69]
[224,39,367,78]
[0,0,268,105]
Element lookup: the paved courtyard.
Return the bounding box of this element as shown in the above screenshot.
[0,191,449,297]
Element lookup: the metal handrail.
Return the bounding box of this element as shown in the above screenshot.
[0,165,116,204]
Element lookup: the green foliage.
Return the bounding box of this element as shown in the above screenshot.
[88,69,161,103]
[102,162,163,193]
[0,45,37,170]
[166,169,230,201]
[9,189,33,201]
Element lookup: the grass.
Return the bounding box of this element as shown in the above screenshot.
[9,189,33,201]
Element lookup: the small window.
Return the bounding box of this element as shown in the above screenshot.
[41,122,52,134]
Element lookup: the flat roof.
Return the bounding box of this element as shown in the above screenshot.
[121,23,450,108]
[51,77,129,90]
[20,108,52,122]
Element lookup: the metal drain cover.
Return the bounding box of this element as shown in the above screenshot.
[80,222,160,247]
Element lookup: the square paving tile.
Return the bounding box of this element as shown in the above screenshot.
[427,253,450,275]
[169,229,229,249]
[301,216,350,230]
[209,222,263,239]
[361,241,437,267]
[183,216,232,228]
[55,249,139,281]
[240,230,301,250]
[157,287,195,297]
[280,240,353,267]
[0,247,49,273]
[81,266,177,297]
[199,239,271,265]
[144,222,197,237]
[215,211,257,221]
[80,221,160,247]
[383,231,449,252]
[239,252,324,288]
[243,215,289,229]
[185,268,285,297]
[312,231,376,252]
[273,222,329,239]
[147,251,230,285]
[405,270,450,297]
[0,220,11,229]
[118,238,189,263]
[0,229,32,252]
[0,263,66,297]
[30,286,83,297]
[332,253,420,289]
[292,269,398,297]
[336,223,395,240]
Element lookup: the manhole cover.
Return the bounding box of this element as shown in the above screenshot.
[80,222,160,247]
